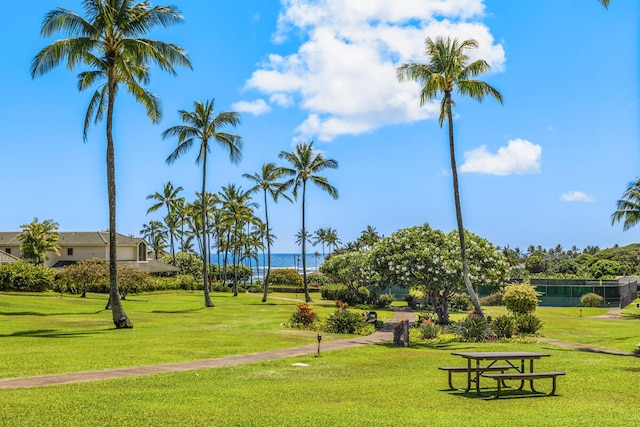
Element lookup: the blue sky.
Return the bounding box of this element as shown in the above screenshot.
[1,0,637,253]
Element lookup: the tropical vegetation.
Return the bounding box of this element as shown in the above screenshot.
[397,36,503,318]
[31,0,191,328]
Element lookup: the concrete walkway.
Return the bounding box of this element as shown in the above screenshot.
[0,310,415,390]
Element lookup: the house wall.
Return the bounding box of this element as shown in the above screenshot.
[43,245,138,267]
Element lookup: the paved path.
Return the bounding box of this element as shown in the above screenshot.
[536,337,639,357]
[0,310,415,390]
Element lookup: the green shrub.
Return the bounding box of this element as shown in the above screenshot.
[54,259,152,296]
[515,313,543,335]
[0,262,55,292]
[452,314,494,342]
[479,292,503,306]
[160,252,203,277]
[490,315,516,339]
[287,303,318,329]
[416,320,442,339]
[306,272,331,286]
[581,292,603,307]
[502,283,541,314]
[320,284,360,304]
[268,269,303,287]
[324,301,369,334]
[375,293,395,308]
[450,293,472,311]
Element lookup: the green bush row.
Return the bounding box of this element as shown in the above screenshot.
[0,262,55,292]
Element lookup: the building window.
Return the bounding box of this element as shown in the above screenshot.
[5,248,10,255]
[67,248,73,256]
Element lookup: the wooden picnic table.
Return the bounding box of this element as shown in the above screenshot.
[449,351,564,398]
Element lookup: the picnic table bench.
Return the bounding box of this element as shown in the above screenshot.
[438,365,512,390]
[482,371,566,398]
[443,351,565,399]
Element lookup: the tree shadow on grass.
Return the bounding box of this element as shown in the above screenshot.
[0,329,105,338]
[151,307,206,314]
[0,310,104,317]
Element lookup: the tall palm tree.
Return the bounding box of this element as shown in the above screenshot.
[243,163,291,302]
[279,142,339,302]
[31,0,191,328]
[164,100,242,307]
[611,177,640,231]
[146,181,183,263]
[600,0,611,8]
[397,36,503,318]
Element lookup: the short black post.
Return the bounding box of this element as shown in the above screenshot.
[317,333,322,356]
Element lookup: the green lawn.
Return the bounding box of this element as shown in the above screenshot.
[1,291,639,426]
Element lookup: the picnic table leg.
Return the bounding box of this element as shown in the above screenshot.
[475,359,482,394]
[529,359,540,393]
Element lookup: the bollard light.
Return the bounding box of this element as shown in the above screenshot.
[317,333,322,356]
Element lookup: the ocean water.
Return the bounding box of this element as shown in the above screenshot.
[210,253,325,278]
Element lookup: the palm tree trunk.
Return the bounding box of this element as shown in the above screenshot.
[202,151,213,307]
[302,182,311,302]
[106,70,132,328]
[446,94,484,317]
[262,190,271,303]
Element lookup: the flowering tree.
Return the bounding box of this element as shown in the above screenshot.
[319,249,380,303]
[371,224,508,324]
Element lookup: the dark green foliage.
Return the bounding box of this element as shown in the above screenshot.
[0,262,55,292]
[320,284,361,305]
[479,292,503,306]
[453,314,494,342]
[268,268,303,287]
[589,259,628,279]
[324,301,370,334]
[490,315,516,339]
[580,292,604,307]
[515,313,543,335]
[449,293,472,311]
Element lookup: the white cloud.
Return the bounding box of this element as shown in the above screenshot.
[270,93,294,107]
[245,0,505,141]
[231,99,271,116]
[561,191,595,203]
[460,138,542,175]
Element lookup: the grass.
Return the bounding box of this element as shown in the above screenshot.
[0,291,373,378]
[1,291,639,426]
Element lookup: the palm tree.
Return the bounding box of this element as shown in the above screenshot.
[140,219,167,259]
[243,163,291,302]
[611,177,640,231]
[163,100,242,307]
[279,142,339,302]
[324,227,342,254]
[357,225,381,249]
[397,36,503,318]
[18,218,60,265]
[146,182,183,263]
[312,227,329,259]
[31,0,191,329]
[600,0,611,8]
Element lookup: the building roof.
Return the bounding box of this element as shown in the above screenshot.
[0,232,145,247]
[0,250,20,264]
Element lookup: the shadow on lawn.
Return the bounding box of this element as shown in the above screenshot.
[151,307,206,314]
[0,329,105,338]
[0,310,104,317]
